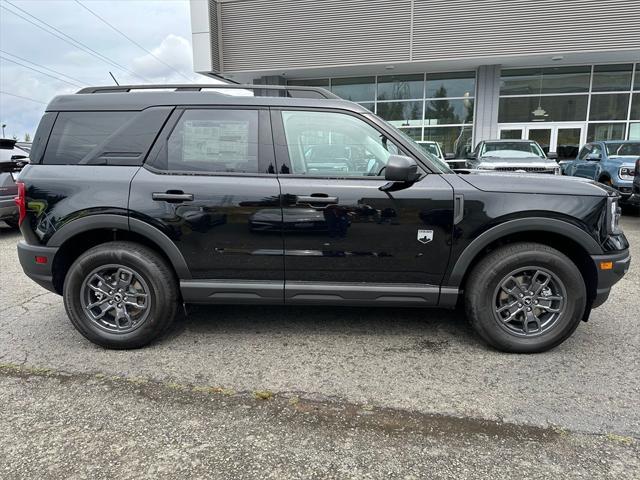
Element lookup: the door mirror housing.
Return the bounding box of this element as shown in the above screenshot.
[546,152,558,160]
[444,152,456,160]
[586,153,601,161]
[384,155,419,183]
[466,152,477,160]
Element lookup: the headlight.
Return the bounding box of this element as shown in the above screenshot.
[619,167,635,180]
[606,197,622,235]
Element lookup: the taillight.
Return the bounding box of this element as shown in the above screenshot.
[14,181,26,226]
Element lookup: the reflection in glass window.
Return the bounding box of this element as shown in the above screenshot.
[499,95,587,123]
[629,123,640,140]
[589,94,630,121]
[377,101,423,127]
[630,93,640,120]
[331,77,375,102]
[425,99,474,125]
[425,72,475,98]
[592,64,633,92]
[587,123,626,142]
[635,65,640,90]
[399,127,422,141]
[500,129,524,140]
[500,66,591,95]
[166,109,259,173]
[424,126,473,157]
[281,110,400,177]
[358,102,375,112]
[377,74,423,100]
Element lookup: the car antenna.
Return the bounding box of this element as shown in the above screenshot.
[108,71,120,86]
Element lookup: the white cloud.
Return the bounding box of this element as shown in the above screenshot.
[131,34,196,83]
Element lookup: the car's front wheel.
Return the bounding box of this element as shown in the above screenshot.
[63,241,178,349]
[465,242,586,353]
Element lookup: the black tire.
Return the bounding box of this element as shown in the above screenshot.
[465,242,586,353]
[63,241,178,349]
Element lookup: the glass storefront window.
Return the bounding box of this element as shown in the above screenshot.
[398,127,422,141]
[592,64,633,92]
[358,102,375,112]
[630,93,640,120]
[424,126,473,157]
[500,129,523,139]
[500,66,591,95]
[376,101,423,127]
[425,99,474,125]
[589,93,630,121]
[287,78,330,87]
[330,76,375,102]
[498,95,588,123]
[635,64,640,90]
[425,72,475,98]
[629,123,640,140]
[377,74,423,101]
[587,123,626,142]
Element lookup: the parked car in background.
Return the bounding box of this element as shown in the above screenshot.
[633,157,640,202]
[562,141,640,205]
[417,141,466,169]
[0,139,29,228]
[467,140,561,174]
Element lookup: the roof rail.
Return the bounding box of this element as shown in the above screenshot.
[76,84,340,99]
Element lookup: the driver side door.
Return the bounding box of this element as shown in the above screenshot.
[271,108,454,306]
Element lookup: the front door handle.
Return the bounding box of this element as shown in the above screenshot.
[296,195,339,205]
[152,191,194,203]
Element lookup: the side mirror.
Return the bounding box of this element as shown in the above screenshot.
[547,152,558,160]
[444,153,456,160]
[384,155,419,183]
[466,153,476,160]
[586,153,601,161]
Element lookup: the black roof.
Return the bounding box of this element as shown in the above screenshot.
[47,84,365,113]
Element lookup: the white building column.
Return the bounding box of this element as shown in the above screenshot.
[474,65,501,143]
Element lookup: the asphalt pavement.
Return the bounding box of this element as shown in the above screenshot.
[1,213,639,478]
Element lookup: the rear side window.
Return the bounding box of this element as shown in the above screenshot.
[43,111,134,164]
[164,109,259,173]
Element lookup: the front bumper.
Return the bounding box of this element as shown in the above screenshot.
[0,195,17,220]
[17,240,59,294]
[590,249,631,308]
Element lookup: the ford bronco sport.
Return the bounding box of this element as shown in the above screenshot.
[15,84,630,352]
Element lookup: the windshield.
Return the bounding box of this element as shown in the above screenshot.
[480,141,545,160]
[605,142,640,156]
[381,119,452,173]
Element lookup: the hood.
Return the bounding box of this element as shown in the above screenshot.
[607,155,639,167]
[473,157,557,169]
[459,171,615,196]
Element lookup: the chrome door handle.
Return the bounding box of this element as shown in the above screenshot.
[152,192,194,203]
[296,195,338,205]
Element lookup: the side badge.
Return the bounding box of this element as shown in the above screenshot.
[417,229,434,244]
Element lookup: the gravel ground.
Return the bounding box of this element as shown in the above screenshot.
[1,213,639,478]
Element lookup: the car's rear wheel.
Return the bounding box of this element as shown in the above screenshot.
[465,242,586,353]
[63,241,178,349]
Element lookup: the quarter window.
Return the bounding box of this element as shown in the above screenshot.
[280,110,400,177]
[165,109,259,173]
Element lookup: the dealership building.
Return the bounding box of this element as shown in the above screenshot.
[190,0,640,158]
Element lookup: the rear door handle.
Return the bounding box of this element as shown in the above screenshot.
[152,191,194,203]
[296,195,338,205]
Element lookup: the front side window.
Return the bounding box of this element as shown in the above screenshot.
[280,110,400,177]
[165,109,259,173]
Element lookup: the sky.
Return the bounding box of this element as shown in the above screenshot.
[0,0,216,140]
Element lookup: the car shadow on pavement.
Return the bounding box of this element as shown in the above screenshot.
[162,303,481,350]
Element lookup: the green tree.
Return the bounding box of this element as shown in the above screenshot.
[425,86,457,124]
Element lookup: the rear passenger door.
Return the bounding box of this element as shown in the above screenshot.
[129,107,284,303]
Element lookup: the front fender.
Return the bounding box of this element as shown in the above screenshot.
[444,217,603,287]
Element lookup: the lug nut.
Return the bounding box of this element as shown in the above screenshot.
[519,293,524,298]
[109,301,113,305]
[517,303,522,308]
[526,307,532,312]
[117,303,122,308]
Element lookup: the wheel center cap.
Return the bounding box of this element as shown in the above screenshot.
[524,298,532,305]
[113,294,122,302]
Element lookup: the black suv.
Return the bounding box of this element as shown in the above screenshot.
[15,84,630,352]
